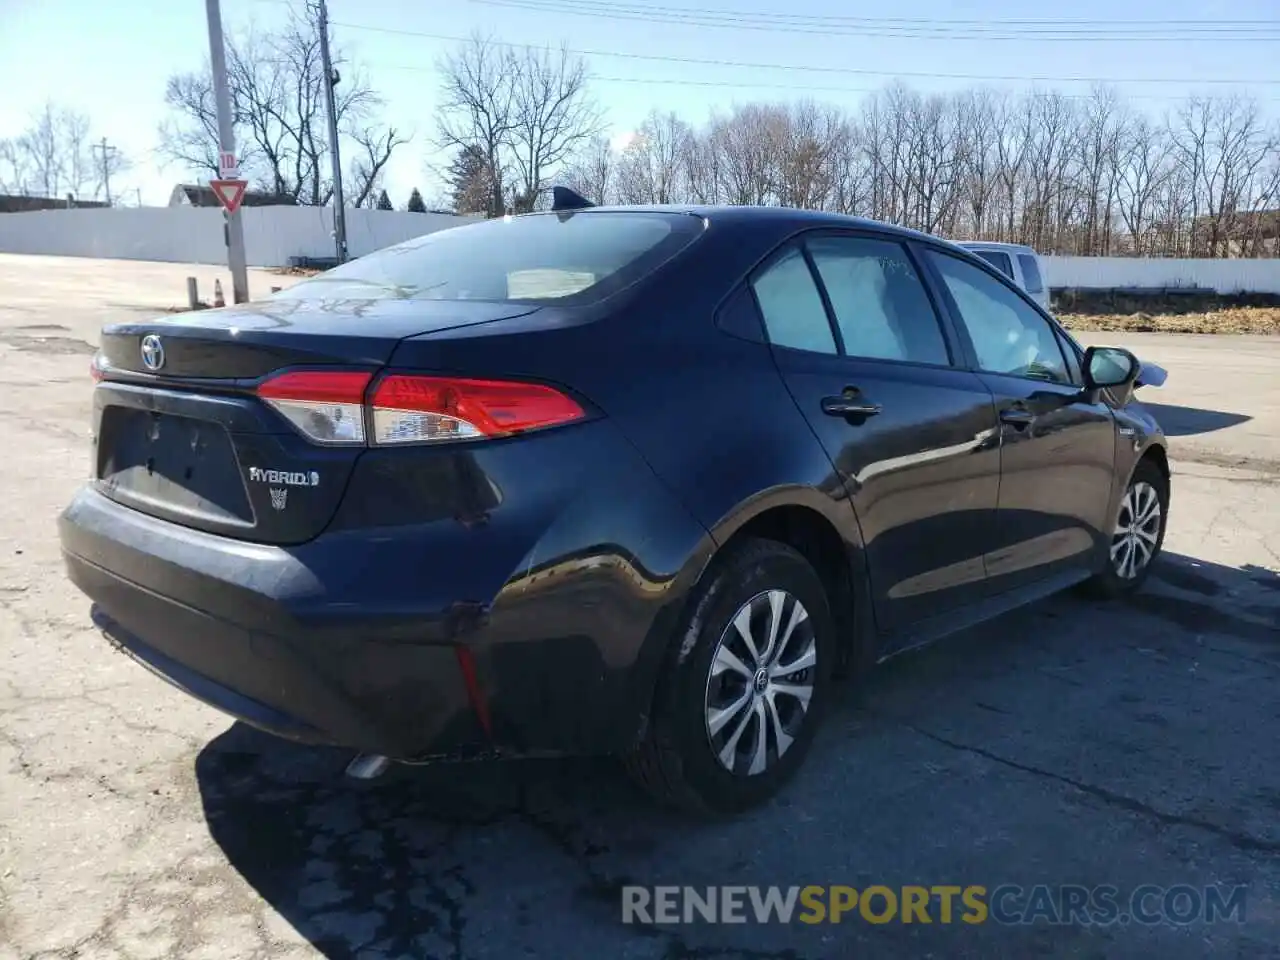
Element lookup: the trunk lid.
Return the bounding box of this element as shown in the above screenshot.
[98,298,538,380]
[92,298,538,545]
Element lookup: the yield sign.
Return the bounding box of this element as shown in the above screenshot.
[209,179,248,215]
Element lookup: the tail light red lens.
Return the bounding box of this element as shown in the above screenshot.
[255,370,584,446]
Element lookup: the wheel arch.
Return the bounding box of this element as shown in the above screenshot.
[627,487,872,747]
[1139,441,1171,484]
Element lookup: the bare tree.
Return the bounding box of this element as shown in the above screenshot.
[506,45,603,212]
[0,139,30,194]
[615,110,692,204]
[1115,113,1172,255]
[955,89,1002,239]
[17,103,64,198]
[0,102,125,201]
[561,135,615,204]
[435,36,601,215]
[707,104,778,206]
[1074,87,1124,255]
[157,1,406,206]
[771,102,847,211]
[435,34,517,217]
[346,125,408,209]
[1170,95,1276,256]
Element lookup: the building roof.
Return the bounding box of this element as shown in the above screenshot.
[0,194,110,213]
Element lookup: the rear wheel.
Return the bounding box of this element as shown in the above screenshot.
[625,538,835,815]
[1083,458,1169,599]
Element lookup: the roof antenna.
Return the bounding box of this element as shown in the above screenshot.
[551,186,595,212]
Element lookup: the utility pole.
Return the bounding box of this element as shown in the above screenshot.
[205,0,250,303]
[92,138,118,206]
[316,0,348,263]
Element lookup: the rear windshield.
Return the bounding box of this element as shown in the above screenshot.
[1018,253,1045,294]
[275,211,705,305]
[971,249,1013,278]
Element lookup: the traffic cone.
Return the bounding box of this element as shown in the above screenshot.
[213,279,225,308]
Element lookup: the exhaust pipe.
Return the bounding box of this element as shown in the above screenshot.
[345,753,391,780]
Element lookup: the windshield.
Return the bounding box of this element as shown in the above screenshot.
[275,210,705,305]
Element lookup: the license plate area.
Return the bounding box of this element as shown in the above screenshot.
[96,407,254,526]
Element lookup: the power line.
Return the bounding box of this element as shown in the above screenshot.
[332,21,1280,88]
[479,1,1278,28]
[581,76,1280,103]
[465,0,1280,41]
[377,67,1280,104]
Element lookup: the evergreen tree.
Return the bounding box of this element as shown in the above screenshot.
[447,144,496,216]
[406,187,427,213]
[376,189,393,210]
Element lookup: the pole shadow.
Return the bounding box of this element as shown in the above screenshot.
[1138,402,1252,437]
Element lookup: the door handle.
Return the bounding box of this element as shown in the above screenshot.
[821,390,882,419]
[999,405,1035,428]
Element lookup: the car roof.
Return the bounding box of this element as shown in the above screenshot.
[550,203,980,257]
[956,240,1038,255]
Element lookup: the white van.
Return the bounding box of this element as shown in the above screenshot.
[957,241,1051,313]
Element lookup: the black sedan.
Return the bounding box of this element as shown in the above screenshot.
[59,195,1169,814]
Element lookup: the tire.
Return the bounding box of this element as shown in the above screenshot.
[1081,457,1169,600]
[625,538,836,816]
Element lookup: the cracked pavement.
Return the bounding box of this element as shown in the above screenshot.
[2,254,1279,959]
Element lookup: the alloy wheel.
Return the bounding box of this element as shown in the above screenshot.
[704,589,817,776]
[1111,480,1162,579]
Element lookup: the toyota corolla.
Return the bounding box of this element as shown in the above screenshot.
[59,193,1169,814]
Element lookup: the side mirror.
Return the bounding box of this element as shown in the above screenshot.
[1082,346,1140,390]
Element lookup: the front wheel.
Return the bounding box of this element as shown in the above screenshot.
[1083,458,1169,599]
[625,538,835,815]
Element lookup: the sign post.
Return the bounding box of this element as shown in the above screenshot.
[205,0,249,304]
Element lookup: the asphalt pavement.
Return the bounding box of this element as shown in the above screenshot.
[1,254,1277,960]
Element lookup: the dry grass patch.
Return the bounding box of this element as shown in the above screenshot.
[1055,291,1280,335]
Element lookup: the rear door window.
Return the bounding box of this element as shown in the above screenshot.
[971,250,1013,278]
[275,211,705,305]
[1017,254,1045,294]
[805,236,951,366]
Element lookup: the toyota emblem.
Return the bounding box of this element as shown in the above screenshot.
[140,334,165,371]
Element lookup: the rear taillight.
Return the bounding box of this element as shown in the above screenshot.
[255,370,585,446]
[370,375,585,445]
[257,370,372,445]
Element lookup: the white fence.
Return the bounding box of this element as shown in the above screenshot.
[1042,256,1280,295]
[0,206,471,267]
[2,208,1280,293]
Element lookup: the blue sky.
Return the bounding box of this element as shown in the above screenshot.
[1,0,1276,207]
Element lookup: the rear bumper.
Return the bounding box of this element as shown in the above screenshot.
[62,503,487,758]
[58,422,713,760]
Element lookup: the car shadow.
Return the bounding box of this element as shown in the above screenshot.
[1139,401,1252,437]
[194,551,1280,959]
